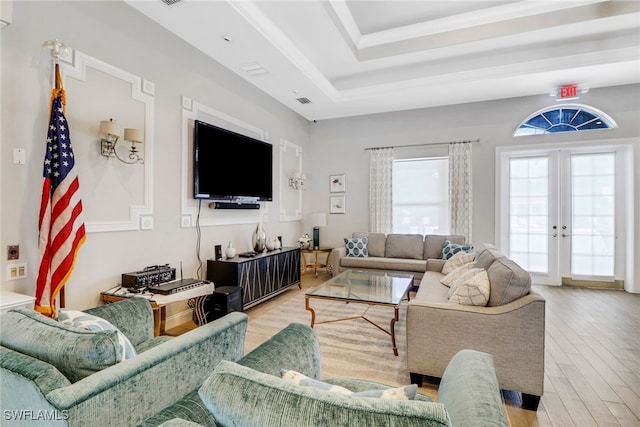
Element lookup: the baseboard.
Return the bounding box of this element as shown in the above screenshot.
[561,277,624,290]
[166,309,193,330]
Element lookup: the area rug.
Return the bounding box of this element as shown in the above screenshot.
[244,288,431,393]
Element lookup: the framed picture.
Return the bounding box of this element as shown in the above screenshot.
[329,174,346,193]
[330,196,346,214]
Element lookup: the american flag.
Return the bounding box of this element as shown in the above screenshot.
[35,81,86,317]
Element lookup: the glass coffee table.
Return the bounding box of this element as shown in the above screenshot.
[305,270,414,356]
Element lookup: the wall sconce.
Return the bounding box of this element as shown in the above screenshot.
[289,172,306,190]
[99,118,144,164]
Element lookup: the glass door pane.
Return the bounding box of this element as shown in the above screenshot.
[509,156,549,273]
[570,153,615,277]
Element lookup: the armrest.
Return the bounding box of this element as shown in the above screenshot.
[426,258,445,272]
[45,312,248,427]
[329,247,346,276]
[84,297,154,346]
[238,323,321,380]
[437,350,508,427]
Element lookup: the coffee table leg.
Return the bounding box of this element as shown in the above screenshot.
[391,305,399,356]
[305,295,316,328]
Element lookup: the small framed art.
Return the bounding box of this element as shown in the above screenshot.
[329,174,345,193]
[330,196,345,214]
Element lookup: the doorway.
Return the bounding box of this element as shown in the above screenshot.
[497,143,631,287]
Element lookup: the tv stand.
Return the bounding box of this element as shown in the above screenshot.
[207,247,300,308]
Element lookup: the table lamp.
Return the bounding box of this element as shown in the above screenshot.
[307,212,327,249]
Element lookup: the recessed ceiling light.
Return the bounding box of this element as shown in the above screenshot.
[222,35,232,42]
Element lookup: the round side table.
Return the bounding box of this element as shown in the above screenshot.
[301,247,333,278]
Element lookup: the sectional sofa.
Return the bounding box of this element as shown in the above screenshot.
[331,232,546,410]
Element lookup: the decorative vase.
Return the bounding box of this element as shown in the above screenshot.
[266,238,275,251]
[252,223,267,253]
[225,242,236,259]
[273,236,281,250]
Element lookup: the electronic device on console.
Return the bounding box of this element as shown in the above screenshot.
[151,278,209,295]
[122,264,176,289]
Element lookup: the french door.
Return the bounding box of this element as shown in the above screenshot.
[498,145,627,286]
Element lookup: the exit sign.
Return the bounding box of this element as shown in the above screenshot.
[558,84,579,99]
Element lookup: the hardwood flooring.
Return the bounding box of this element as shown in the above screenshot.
[168,273,640,426]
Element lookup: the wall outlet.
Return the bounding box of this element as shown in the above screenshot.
[7,244,19,260]
[6,263,27,281]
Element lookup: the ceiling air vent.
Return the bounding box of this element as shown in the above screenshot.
[161,0,182,5]
[241,63,269,76]
[296,97,311,104]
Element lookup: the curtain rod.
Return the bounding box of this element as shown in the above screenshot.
[364,139,479,151]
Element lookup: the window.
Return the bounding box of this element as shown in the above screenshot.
[514,104,616,136]
[392,157,449,234]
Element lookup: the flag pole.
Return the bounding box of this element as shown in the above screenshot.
[37,40,84,316]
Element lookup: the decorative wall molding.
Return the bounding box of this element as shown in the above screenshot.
[60,50,154,233]
[180,97,269,227]
[279,139,302,221]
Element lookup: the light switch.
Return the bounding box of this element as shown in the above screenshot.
[13,148,26,165]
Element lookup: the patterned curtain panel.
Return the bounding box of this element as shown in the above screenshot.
[369,147,394,233]
[449,142,473,242]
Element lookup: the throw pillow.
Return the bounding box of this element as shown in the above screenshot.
[440,261,475,287]
[448,269,490,306]
[58,309,136,360]
[281,369,418,400]
[441,250,476,275]
[344,236,368,257]
[441,240,474,260]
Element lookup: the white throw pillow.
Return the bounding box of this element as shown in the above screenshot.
[441,250,476,275]
[57,309,136,360]
[440,261,475,287]
[448,269,490,306]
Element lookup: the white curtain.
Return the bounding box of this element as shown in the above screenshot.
[449,142,473,242]
[369,147,394,233]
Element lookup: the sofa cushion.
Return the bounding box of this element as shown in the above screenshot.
[385,234,424,260]
[441,240,474,260]
[474,245,505,270]
[57,309,136,360]
[440,262,476,287]
[448,268,490,306]
[424,235,465,260]
[353,232,386,257]
[281,370,418,400]
[344,237,368,257]
[486,258,532,306]
[341,256,427,273]
[441,250,476,275]
[0,308,122,382]
[200,360,452,427]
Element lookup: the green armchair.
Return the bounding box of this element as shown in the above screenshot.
[0,297,247,427]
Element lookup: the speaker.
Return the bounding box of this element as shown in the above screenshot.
[192,286,242,325]
[208,201,259,210]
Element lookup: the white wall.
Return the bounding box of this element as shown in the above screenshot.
[0,1,311,323]
[307,85,640,292]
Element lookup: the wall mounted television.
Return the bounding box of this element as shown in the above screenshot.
[193,119,273,202]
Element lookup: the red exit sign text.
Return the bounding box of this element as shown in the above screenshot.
[559,85,578,99]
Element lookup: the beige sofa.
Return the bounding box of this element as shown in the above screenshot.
[329,232,465,284]
[407,245,546,411]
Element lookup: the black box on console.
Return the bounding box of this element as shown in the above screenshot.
[192,286,242,325]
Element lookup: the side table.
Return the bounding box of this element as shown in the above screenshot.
[100,291,166,336]
[301,247,333,278]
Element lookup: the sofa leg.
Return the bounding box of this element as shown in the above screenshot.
[522,393,540,411]
[409,373,423,387]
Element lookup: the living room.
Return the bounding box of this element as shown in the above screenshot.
[1,1,639,425]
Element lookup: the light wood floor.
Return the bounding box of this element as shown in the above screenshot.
[168,272,640,426]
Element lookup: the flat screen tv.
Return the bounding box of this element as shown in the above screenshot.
[193,120,273,201]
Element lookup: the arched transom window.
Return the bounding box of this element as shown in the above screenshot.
[514,104,617,136]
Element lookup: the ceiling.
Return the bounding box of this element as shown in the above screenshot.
[127,0,640,121]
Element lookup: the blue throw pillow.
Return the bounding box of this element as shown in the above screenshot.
[344,237,368,257]
[441,240,474,260]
